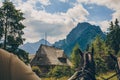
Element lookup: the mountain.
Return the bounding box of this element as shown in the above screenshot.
[20,39,51,54]
[53,22,106,56]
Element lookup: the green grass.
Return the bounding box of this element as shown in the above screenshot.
[96,71,117,80]
[41,71,118,80]
[41,77,69,80]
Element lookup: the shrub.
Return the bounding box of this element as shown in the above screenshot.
[32,66,41,76]
[95,57,108,73]
[48,66,74,78]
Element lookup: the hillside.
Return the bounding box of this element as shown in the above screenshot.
[53,22,106,55]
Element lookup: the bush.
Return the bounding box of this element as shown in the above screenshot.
[95,57,108,73]
[32,66,41,76]
[48,66,74,78]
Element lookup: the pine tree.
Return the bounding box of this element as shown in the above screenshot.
[0,1,25,49]
[109,21,114,31]
[106,19,120,54]
[91,35,104,57]
[89,35,114,73]
[0,1,29,64]
[89,35,114,57]
[70,44,81,69]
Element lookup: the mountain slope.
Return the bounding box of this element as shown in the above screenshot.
[53,22,106,55]
[20,39,51,54]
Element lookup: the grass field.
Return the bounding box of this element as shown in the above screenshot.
[41,71,118,80]
[96,71,117,80]
[41,77,69,80]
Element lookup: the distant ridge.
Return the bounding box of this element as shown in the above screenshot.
[20,39,51,54]
[20,22,106,55]
[53,22,106,55]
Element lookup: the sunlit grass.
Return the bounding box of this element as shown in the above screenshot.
[41,71,118,80]
[41,77,69,80]
[96,71,117,80]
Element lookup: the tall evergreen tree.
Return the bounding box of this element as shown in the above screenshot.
[109,21,114,31]
[0,1,25,49]
[106,19,120,54]
[89,35,114,73]
[70,44,81,69]
[91,35,105,57]
[89,35,114,57]
[0,1,29,64]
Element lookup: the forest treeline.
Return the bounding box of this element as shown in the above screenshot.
[71,18,120,75]
[43,19,120,78]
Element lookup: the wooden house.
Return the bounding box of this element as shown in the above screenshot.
[30,45,72,74]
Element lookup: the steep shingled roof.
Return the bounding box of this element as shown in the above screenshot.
[30,45,72,66]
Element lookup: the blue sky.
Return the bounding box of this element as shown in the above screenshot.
[0,0,120,43]
[83,3,114,21]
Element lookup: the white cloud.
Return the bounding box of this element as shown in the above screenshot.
[0,0,3,6]
[77,0,120,10]
[2,0,119,43]
[0,3,2,7]
[90,0,120,10]
[93,0,120,31]
[39,0,51,6]
[59,0,68,3]
[77,0,120,18]
[87,20,110,33]
[99,20,110,32]
[112,10,120,21]
[12,0,89,43]
[77,0,120,32]
[65,4,89,22]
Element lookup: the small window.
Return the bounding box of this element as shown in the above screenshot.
[58,58,67,63]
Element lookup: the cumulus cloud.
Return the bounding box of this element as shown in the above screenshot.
[11,0,89,43]
[0,1,100,43]
[91,0,120,21]
[77,0,120,10]
[0,3,2,7]
[99,20,110,32]
[0,0,3,6]
[65,5,89,22]
[112,10,120,21]
[82,0,120,18]
[1,0,119,43]
[39,0,51,6]
[77,0,120,32]
[93,0,120,31]
[59,0,68,3]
